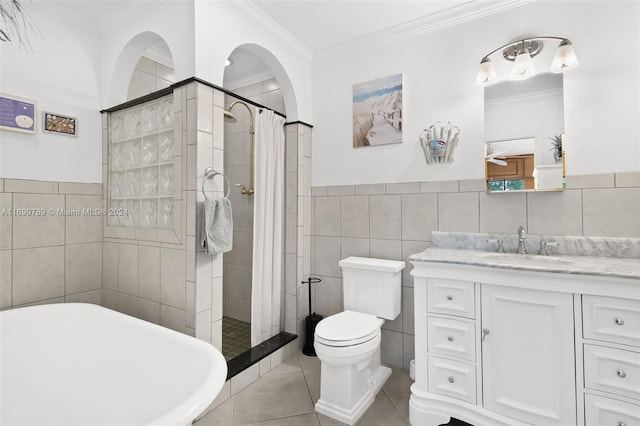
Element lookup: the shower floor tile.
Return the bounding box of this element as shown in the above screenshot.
[222,316,251,361]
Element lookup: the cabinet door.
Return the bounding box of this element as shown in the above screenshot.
[481,285,576,426]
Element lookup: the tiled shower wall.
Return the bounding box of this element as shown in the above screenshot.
[223,78,284,322]
[0,179,103,309]
[311,172,640,369]
[127,56,176,101]
[193,83,226,348]
[284,123,313,348]
[101,82,226,349]
[101,88,191,335]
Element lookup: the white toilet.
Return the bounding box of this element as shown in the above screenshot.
[314,256,405,425]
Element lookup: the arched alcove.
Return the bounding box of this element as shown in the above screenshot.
[219,43,302,357]
[108,32,175,106]
[223,43,298,120]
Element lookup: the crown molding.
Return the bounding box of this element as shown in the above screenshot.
[220,0,313,61]
[143,45,174,69]
[317,0,536,53]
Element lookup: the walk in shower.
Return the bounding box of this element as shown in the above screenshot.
[221,80,286,360]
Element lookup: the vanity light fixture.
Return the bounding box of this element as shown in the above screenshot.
[475,37,578,86]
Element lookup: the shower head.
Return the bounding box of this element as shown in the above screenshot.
[223,110,237,123]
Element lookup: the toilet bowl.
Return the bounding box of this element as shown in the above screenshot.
[314,257,405,425]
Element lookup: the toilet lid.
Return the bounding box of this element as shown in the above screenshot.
[315,310,381,347]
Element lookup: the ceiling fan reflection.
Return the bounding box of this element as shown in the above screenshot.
[486,151,508,166]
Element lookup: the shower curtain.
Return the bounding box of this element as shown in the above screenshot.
[251,109,286,346]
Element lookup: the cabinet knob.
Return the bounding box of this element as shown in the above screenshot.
[616,369,627,378]
[618,422,626,426]
[447,336,454,342]
[482,328,491,342]
[446,294,453,301]
[448,376,455,383]
[615,318,625,326]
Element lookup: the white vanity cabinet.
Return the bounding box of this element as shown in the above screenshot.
[581,295,640,426]
[409,253,640,426]
[481,285,576,425]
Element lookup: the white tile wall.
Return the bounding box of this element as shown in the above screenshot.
[137,245,160,301]
[127,56,176,101]
[99,85,189,336]
[65,243,102,294]
[13,246,65,306]
[1,181,105,309]
[311,172,639,368]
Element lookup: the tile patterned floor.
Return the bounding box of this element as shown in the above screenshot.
[222,317,251,361]
[196,349,413,426]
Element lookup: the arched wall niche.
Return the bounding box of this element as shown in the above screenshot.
[108,31,176,107]
[223,43,298,120]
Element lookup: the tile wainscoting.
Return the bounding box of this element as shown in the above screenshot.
[0,179,103,309]
[310,172,640,368]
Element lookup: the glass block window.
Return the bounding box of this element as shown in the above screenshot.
[109,95,174,227]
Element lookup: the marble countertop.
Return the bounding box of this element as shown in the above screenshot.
[410,247,640,280]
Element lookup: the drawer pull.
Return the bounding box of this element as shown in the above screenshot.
[447,336,454,342]
[615,317,625,326]
[616,369,627,378]
[482,328,491,342]
[448,376,455,383]
[446,294,453,301]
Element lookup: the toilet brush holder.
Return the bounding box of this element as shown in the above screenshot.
[302,277,322,356]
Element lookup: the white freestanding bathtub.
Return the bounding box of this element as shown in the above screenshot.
[0,303,227,426]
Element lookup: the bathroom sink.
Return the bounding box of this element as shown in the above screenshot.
[479,253,575,266]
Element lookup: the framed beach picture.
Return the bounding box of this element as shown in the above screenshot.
[0,93,36,134]
[352,74,403,148]
[43,112,77,136]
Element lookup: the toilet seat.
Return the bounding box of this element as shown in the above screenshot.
[315,310,383,347]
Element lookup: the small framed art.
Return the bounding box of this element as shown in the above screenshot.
[352,74,403,148]
[43,112,77,136]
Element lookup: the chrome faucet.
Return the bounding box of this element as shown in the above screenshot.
[516,226,527,254]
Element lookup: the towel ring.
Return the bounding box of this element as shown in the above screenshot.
[202,167,230,199]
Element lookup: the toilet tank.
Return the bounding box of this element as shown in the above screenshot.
[339,257,406,320]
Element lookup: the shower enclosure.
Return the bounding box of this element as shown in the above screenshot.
[104,73,310,370]
[221,96,255,359]
[221,82,286,360]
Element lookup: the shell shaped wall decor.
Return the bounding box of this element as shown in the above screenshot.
[420,122,460,164]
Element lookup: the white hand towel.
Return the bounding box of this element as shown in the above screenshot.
[200,197,233,255]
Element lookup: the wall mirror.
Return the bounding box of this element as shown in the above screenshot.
[484,73,565,192]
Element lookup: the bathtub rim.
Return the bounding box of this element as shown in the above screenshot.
[0,302,228,426]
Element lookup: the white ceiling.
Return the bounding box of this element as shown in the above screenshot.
[28,0,162,36]
[26,0,523,88]
[226,0,493,88]
[251,0,472,52]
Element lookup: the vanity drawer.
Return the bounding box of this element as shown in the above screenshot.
[427,356,476,404]
[585,393,640,426]
[584,344,640,400]
[427,278,475,319]
[583,296,640,348]
[427,316,476,362]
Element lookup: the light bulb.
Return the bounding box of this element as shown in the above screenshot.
[511,49,535,81]
[475,57,497,86]
[550,39,579,73]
